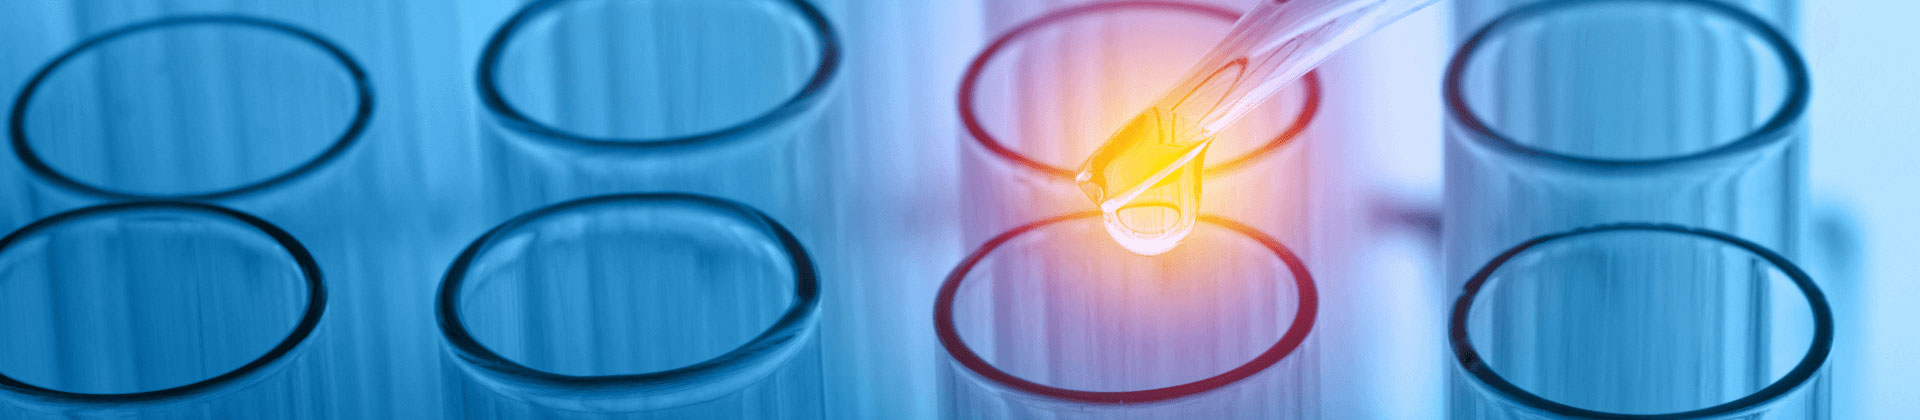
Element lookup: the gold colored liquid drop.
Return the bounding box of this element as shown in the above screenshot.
[1076,108,1209,256]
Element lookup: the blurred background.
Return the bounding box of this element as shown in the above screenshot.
[0,0,1912,419]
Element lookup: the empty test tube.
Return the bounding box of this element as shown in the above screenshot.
[1441,0,1812,417]
[0,202,329,420]
[477,0,835,148]
[7,15,370,203]
[935,212,1317,419]
[437,194,824,419]
[475,0,839,217]
[1442,0,1811,322]
[1451,0,1800,40]
[1450,224,1830,419]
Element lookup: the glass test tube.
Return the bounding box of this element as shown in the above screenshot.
[1441,0,1812,416]
[1451,0,1798,40]
[1442,0,1809,319]
[957,1,1321,247]
[437,193,824,419]
[6,15,372,211]
[934,213,1317,419]
[0,202,329,420]
[1450,224,1830,419]
[475,0,839,219]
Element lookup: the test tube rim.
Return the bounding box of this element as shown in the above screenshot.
[436,193,820,411]
[932,211,1318,405]
[0,201,328,407]
[957,1,1323,180]
[1442,0,1810,175]
[1448,223,1833,419]
[7,15,375,201]
[476,0,842,153]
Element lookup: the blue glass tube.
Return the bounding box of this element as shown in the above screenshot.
[437,193,823,419]
[1451,0,1798,40]
[1441,0,1812,417]
[934,213,1317,419]
[474,0,839,218]
[1450,224,1830,419]
[0,202,329,420]
[956,1,1322,247]
[6,15,371,208]
[1443,0,1810,270]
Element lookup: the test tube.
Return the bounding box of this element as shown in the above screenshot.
[437,193,823,419]
[1450,224,1830,419]
[1451,0,1798,40]
[1443,0,1810,253]
[6,15,371,209]
[0,202,329,420]
[935,212,1317,419]
[1441,0,1810,416]
[475,0,838,218]
[1443,0,1807,319]
[957,1,1321,247]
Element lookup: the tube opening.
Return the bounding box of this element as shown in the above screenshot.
[8,15,371,199]
[1444,0,1808,170]
[958,1,1320,179]
[934,212,1316,404]
[0,202,325,405]
[1451,223,1831,418]
[438,193,819,411]
[477,0,839,151]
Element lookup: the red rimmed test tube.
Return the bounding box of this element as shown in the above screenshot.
[935,212,1317,419]
[957,1,1321,252]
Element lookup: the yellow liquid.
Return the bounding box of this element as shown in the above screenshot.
[1076,108,1210,256]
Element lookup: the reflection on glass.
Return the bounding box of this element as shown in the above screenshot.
[438,193,823,419]
[0,202,328,420]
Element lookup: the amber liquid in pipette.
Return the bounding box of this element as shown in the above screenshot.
[1074,0,1437,256]
[1076,108,1210,256]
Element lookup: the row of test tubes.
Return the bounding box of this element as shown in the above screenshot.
[0,0,1829,419]
[945,0,1827,418]
[0,0,840,418]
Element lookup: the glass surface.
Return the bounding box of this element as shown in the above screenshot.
[1448,0,1799,163]
[1451,0,1799,40]
[10,16,369,200]
[474,0,840,233]
[1451,224,1829,419]
[439,194,822,419]
[479,0,835,147]
[0,202,326,419]
[957,1,1319,248]
[935,213,1316,419]
[1440,1,1813,418]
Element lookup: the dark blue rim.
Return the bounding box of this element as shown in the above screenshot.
[0,201,327,406]
[1442,0,1809,175]
[437,193,819,401]
[1450,223,1832,419]
[476,0,840,153]
[8,15,373,200]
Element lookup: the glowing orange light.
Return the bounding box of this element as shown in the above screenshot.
[1076,108,1211,256]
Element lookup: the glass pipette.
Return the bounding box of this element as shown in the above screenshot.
[1077,0,1437,255]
